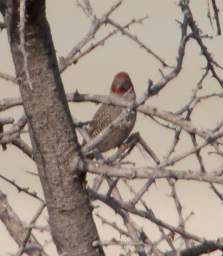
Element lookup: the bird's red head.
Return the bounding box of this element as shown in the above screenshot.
[111,72,134,96]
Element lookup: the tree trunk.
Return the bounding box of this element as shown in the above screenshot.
[4,1,103,255]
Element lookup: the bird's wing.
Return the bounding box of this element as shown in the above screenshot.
[88,104,122,138]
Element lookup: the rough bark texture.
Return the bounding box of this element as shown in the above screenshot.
[5,1,103,255]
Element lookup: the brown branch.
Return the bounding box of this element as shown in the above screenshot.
[89,189,203,242]
[180,0,223,87]
[211,0,221,35]
[95,213,130,238]
[165,239,223,256]
[0,71,17,84]
[12,137,33,159]
[6,0,104,255]
[16,203,46,256]
[70,16,148,65]
[67,91,220,140]
[0,174,43,201]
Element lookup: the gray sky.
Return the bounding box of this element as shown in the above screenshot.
[0,1,223,255]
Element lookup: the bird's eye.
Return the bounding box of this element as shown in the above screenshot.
[112,84,128,94]
[119,86,128,93]
[121,82,130,90]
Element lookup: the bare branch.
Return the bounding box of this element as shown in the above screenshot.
[0,174,43,201]
[82,162,223,185]
[165,239,223,256]
[0,190,47,256]
[0,71,17,84]
[210,0,221,35]
[89,189,203,242]
[107,18,169,68]
[180,0,223,87]
[59,0,123,73]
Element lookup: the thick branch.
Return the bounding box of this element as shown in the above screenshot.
[81,162,223,185]
[165,239,223,256]
[6,1,103,255]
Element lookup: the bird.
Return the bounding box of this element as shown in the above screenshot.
[87,72,136,154]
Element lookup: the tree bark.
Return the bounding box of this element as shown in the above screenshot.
[4,1,103,255]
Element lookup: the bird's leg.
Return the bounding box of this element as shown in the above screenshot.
[108,132,160,165]
[91,132,160,191]
[107,132,139,163]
